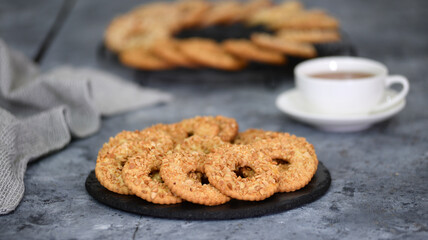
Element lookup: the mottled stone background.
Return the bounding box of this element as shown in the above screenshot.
[0,0,427,239]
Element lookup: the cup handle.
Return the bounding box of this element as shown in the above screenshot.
[371,75,409,113]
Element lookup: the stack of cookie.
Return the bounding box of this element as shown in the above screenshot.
[95,116,318,206]
[104,0,341,71]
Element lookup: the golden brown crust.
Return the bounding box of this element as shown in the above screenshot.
[276,29,340,43]
[238,0,273,21]
[122,151,182,204]
[205,145,279,201]
[130,2,185,33]
[119,47,175,70]
[271,10,339,30]
[177,116,239,142]
[176,0,211,28]
[200,1,243,26]
[234,128,282,145]
[223,39,286,65]
[234,129,317,165]
[161,136,231,205]
[246,1,303,27]
[152,39,198,68]
[214,115,239,142]
[146,123,189,146]
[251,33,317,58]
[174,135,231,154]
[178,116,221,139]
[251,137,318,193]
[95,130,174,195]
[179,38,247,71]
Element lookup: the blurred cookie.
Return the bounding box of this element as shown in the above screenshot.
[223,39,286,65]
[179,38,247,70]
[176,0,211,28]
[119,46,175,70]
[238,0,273,21]
[200,1,243,26]
[246,1,303,27]
[271,10,339,30]
[251,33,317,58]
[277,29,340,43]
[152,39,198,68]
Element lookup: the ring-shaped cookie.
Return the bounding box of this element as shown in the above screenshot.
[161,136,230,205]
[251,137,318,192]
[233,128,282,145]
[179,38,247,71]
[178,116,238,143]
[178,116,220,139]
[176,0,211,28]
[145,123,189,146]
[223,39,286,65]
[205,145,279,201]
[161,150,230,205]
[95,129,173,195]
[234,129,317,163]
[122,148,182,204]
[152,40,198,68]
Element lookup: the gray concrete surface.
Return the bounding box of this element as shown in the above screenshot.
[0,0,427,239]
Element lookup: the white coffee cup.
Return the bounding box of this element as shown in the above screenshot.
[295,56,409,115]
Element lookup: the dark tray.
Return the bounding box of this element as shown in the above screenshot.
[97,23,357,87]
[85,161,331,220]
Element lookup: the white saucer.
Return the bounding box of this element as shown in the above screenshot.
[276,89,406,132]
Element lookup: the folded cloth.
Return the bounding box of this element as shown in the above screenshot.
[0,39,172,214]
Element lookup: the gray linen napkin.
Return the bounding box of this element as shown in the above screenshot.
[0,39,172,214]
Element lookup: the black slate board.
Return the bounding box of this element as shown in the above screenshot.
[85,162,331,220]
[97,23,357,88]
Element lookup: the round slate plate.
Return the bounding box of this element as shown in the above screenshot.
[85,162,331,220]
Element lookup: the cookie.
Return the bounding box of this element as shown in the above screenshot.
[152,39,198,68]
[174,135,230,154]
[177,116,239,142]
[251,33,317,58]
[277,29,340,43]
[161,136,231,205]
[237,0,273,21]
[223,39,286,65]
[271,10,339,30]
[246,1,303,26]
[178,116,220,139]
[122,149,182,204]
[214,115,239,142]
[95,129,174,195]
[104,15,146,53]
[130,2,184,33]
[119,46,175,70]
[200,1,243,26]
[234,129,317,163]
[234,128,282,145]
[251,137,318,192]
[176,0,211,28]
[179,38,247,70]
[146,123,189,146]
[205,145,279,201]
